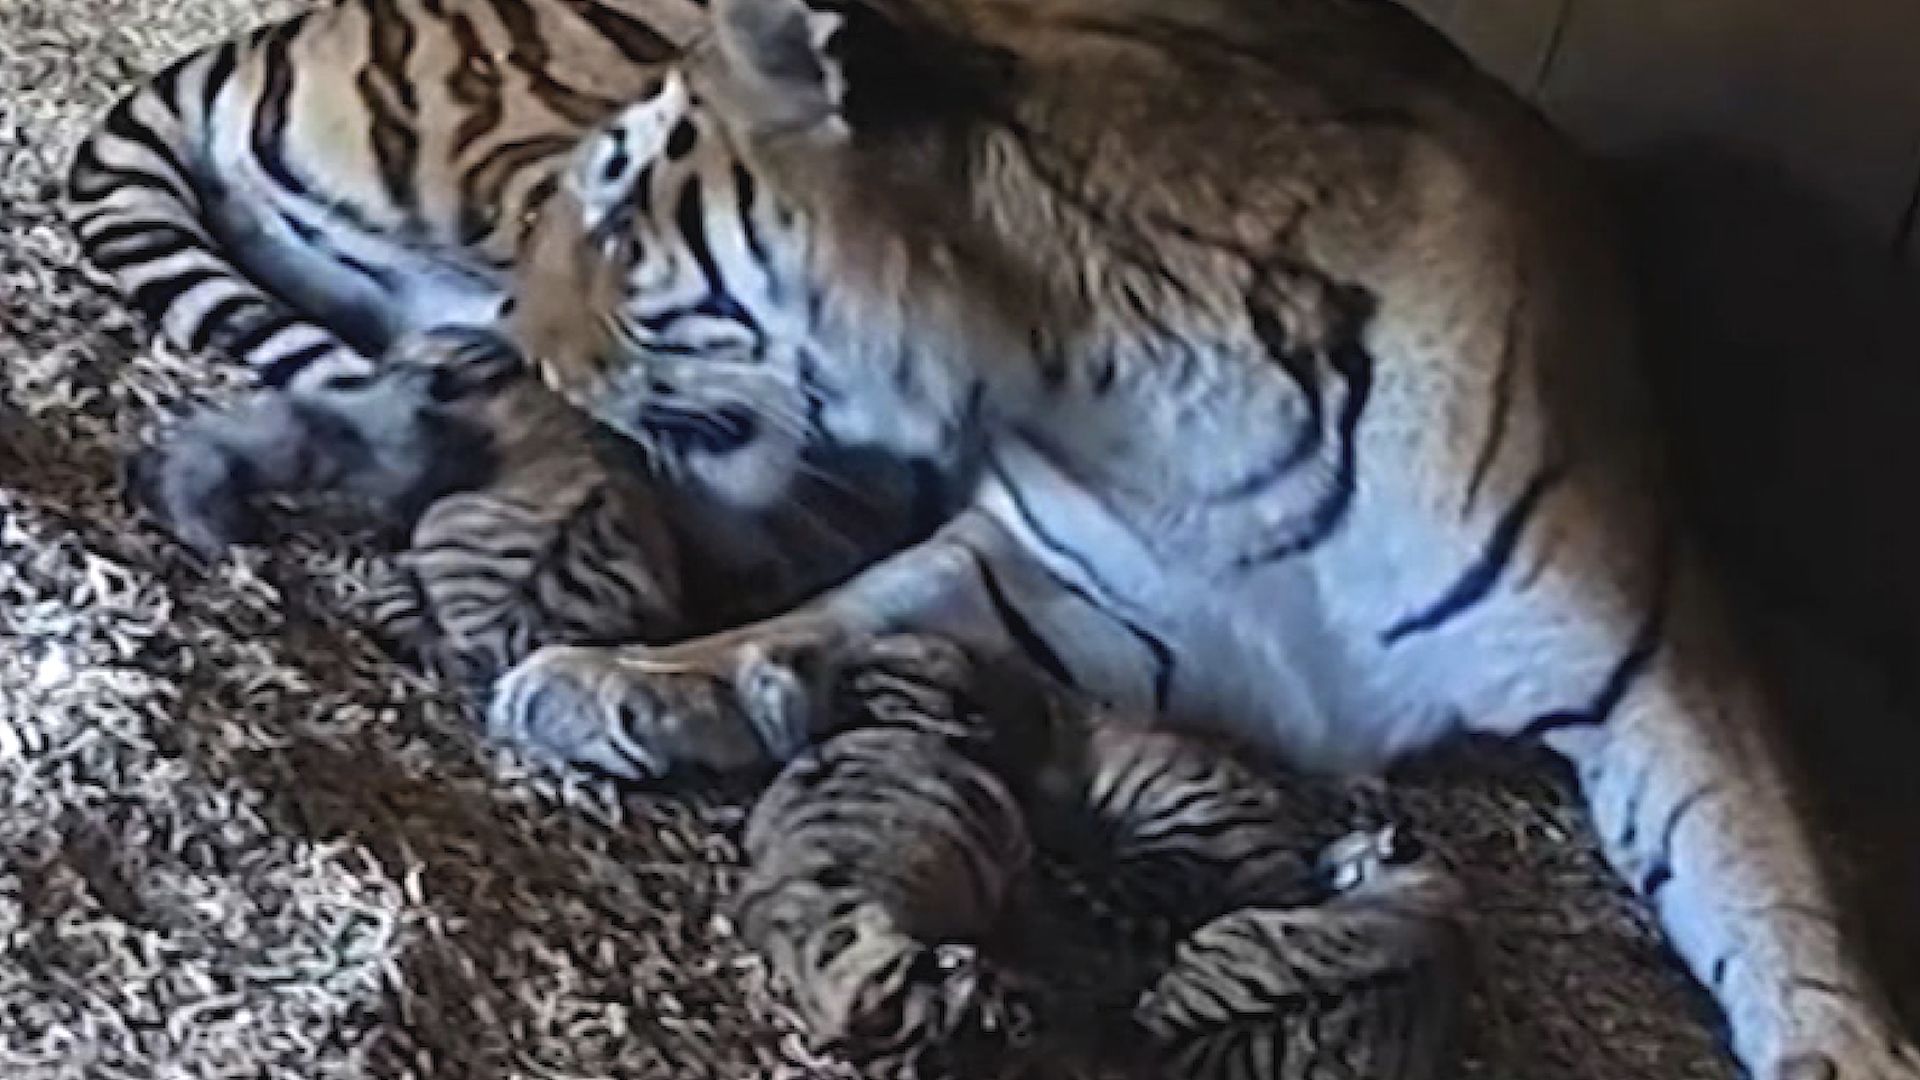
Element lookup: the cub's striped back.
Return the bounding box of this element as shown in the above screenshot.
[1020,708,1319,944]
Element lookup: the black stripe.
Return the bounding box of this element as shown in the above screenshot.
[252,19,308,196]
[516,172,562,248]
[101,101,195,200]
[1380,463,1565,645]
[1106,760,1168,829]
[990,456,1113,600]
[128,267,224,320]
[446,14,505,155]
[82,218,184,251]
[1463,301,1523,515]
[963,546,1076,689]
[338,251,404,292]
[67,150,185,206]
[92,231,196,272]
[149,53,189,106]
[482,0,621,125]
[201,41,240,119]
[1138,786,1234,832]
[458,134,575,245]
[189,296,265,352]
[1640,784,1717,897]
[1235,340,1374,568]
[360,0,422,208]
[222,313,300,358]
[559,0,675,64]
[258,341,338,387]
[1613,762,1653,849]
[676,179,761,333]
[90,217,205,262]
[991,461,1174,710]
[1709,953,1731,990]
[732,163,769,267]
[1211,299,1326,501]
[1520,537,1674,741]
[84,218,198,259]
[1090,352,1117,393]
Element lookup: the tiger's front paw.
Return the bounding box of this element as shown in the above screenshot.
[486,636,827,780]
[1762,1018,1920,1080]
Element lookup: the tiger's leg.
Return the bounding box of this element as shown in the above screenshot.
[1440,530,1919,1079]
[1564,591,1915,1079]
[485,506,1051,779]
[125,327,516,560]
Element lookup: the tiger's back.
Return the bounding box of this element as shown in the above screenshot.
[66,0,704,389]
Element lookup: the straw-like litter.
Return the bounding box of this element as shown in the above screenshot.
[0,1,1738,1076]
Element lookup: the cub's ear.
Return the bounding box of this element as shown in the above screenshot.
[709,0,853,134]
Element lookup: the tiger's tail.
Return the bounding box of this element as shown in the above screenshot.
[64,24,370,391]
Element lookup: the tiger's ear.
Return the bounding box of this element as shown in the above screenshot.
[568,72,693,233]
[708,0,854,134]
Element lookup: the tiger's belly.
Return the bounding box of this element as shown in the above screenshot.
[976,441,1459,774]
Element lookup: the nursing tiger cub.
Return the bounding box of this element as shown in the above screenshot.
[736,724,1035,1079]
[124,322,687,684]
[1017,707,1318,946]
[477,0,1918,1076]
[1137,825,1469,1080]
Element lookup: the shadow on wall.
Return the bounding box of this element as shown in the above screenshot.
[1612,139,1920,1011]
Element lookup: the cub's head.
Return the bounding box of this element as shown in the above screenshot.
[1318,824,1434,893]
[1315,824,1469,923]
[512,0,1402,507]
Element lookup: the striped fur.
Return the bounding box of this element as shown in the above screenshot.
[66,0,702,392]
[1020,710,1316,945]
[481,2,1920,1076]
[1135,826,1468,1080]
[63,0,1920,1073]
[736,723,1034,1079]
[364,327,684,688]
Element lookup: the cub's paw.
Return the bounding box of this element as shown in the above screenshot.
[487,638,823,780]
[122,425,267,564]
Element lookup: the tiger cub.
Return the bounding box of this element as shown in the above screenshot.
[1016,705,1321,946]
[734,724,1036,1079]
[121,324,685,687]
[1135,826,1470,1080]
[364,328,685,688]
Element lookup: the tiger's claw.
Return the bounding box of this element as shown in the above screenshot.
[487,636,827,780]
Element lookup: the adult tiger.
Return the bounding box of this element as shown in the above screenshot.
[477,0,1920,1076]
[67,0,928,635]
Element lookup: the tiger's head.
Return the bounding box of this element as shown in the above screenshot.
[791,901,1001,1075]
[512,0,1439,509]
